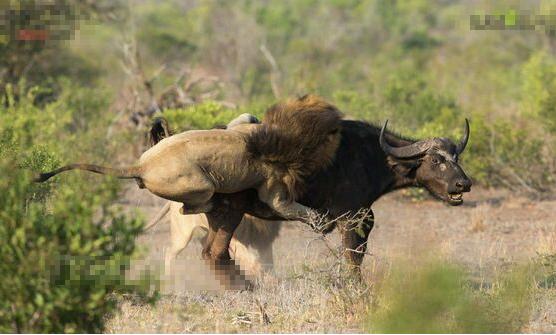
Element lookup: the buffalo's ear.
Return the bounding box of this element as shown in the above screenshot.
[387,157,422,177]
[149,117,171,146]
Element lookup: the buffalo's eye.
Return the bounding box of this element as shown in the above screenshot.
[431,157,440,164]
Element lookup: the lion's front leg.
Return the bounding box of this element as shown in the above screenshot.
[271,199,316,220]
[257,182,319,221]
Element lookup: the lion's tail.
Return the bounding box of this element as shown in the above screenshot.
[34,164,142,183]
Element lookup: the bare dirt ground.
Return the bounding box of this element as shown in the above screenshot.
[106,187,556,333]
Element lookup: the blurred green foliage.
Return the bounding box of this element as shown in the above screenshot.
[367,259,534,333]
[162,101,268,132]
[521,50,556,132]
[2,0,555,193]
[536,253,556,289]
[0,84,156,333]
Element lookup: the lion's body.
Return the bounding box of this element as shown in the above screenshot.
[37,95,342,223]
[139,126,262,201]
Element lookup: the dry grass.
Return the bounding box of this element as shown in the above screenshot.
[536,227,556,256]
[469,203,490,233]
[105,187,556,333]
[107,264,376,333]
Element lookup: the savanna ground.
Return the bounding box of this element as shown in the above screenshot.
[106,186,556,333]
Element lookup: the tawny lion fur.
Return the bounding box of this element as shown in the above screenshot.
[36,95,342,221]
[247,95,342,199]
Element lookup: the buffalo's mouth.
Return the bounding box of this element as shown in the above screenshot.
[422,184,468,206]
[447,192,464,206]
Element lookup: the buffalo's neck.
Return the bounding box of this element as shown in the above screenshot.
[298,120,422,211]
[367,161,417,202]
[379,135,420,195]
[386,172,418,194]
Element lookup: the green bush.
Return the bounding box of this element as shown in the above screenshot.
[367,259,534,333]
[162,100,268,132]
[536,253,556,289]
[332,90,379,120]
[0,160,155,333]
[382,69,459,127]
[0,84,157,333]
[521,50,556,133]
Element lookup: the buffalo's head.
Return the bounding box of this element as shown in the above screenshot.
[380,120,472,206]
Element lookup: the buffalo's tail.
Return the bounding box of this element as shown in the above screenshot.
[34,163,142,183]
[143,202,171,231]
[149,117,172,146]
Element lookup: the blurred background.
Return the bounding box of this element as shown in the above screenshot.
[2,1,556,332]
[2,0,556,192]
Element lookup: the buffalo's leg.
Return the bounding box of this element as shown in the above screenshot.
[339,210,374,280]
[202,222,218,260]
[204,210,252,290]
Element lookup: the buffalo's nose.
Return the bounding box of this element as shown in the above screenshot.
[455,178,472,192]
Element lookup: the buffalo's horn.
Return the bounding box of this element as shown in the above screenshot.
[379,120,433,158]
[456,118,470,154]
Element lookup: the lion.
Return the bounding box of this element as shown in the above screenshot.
[145,113,282,279]
[35,95,342,223]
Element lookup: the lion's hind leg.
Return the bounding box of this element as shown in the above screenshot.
[177,170,216,215]
[142,163,215,211]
